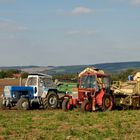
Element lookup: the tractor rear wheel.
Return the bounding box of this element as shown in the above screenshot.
[62,99,72,111]
[46,91,58,109]
[16,98,30,110]
[0,98,7,110]
[102,94,113,111]
[81,100,91,112]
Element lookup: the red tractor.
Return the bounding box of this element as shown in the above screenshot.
[62,67,113,112]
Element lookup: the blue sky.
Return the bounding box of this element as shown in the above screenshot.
[0,0,140,66]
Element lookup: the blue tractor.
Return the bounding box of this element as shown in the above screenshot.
[0,73,64,110]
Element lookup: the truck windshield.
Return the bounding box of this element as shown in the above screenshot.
[26,77,37,86]
[80,75,96,88]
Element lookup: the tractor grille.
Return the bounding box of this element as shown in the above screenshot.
[4,86,11,98]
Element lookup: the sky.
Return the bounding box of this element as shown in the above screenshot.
[0,0,140,66]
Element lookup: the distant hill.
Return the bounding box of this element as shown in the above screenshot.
[0,61,140,74]
[43,61,140,75]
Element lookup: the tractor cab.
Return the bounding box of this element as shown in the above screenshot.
[78,67,110,103]
[25,73,56,97]
[62,67,113,112]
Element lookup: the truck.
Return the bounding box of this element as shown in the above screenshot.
[112,72,140,109]
[0,73,65,110]
[62,67,113,112]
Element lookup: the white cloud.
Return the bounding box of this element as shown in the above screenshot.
[132,0,140,4]
[72,7,93,15]
[68,30,96,36]
[0,19,27,32]
[109,0,140,5]
[109,0,127,2]
[56,7,94,16]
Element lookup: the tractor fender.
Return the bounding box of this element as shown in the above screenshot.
[41,88,57,98]
[48,89,57,94]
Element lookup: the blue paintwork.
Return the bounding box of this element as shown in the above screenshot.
[3,86,34,99]
[5,86,33,91]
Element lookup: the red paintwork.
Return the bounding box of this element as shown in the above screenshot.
[95,89,105,106]
[68,98,77,106]
[64,67,110,111]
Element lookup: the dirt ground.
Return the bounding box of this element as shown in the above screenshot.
[0,78,26,95]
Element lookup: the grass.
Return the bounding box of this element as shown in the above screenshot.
[0,110,139,140]
[0,79,140,139]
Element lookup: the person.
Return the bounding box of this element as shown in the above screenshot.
[128,75,133,81]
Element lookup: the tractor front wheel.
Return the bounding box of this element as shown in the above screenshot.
[62,99,72,111]
[81,100,91,112]
[46,91,58,109]
[102,94,113,111]
[16,98,30,110]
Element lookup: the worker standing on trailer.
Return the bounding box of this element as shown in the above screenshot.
[128,75,133,81]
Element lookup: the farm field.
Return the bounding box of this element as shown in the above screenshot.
[0,109,139,140]
[0,79,140,140]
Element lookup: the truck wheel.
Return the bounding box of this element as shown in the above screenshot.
[16,98,29,110]
[0,98,7,110]
[62,99,72,111]
[102,94,113,111]
[46,91,58,109]
[81,100,91,112]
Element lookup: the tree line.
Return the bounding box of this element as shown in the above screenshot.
[0,70,28,79]
[0,69,138,83]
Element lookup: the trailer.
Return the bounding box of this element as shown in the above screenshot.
[112,72,140,109]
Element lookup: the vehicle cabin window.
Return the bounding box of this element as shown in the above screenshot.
[102,77,110,88]
[97,75,109,89]
[80,75,96,88]
[43,78,56,88]
[26,77,37,86]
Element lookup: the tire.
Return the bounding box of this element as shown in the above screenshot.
[62,99,71,111]
[42,98,48,109]
[102,94,113,111]
[46,91,58,109]
[31,102,40,109]
[0,98,7,110]
[81,100,91,112]
[16,98,30,110]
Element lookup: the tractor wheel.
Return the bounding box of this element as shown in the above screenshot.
[62,99,72,111]
[42,98,48,109]
[0,98,7,110]
[46,91,58,109]
[16,98,30,110]
[102,94,113,111]
[31,102,40,109]
[81,100,91,112]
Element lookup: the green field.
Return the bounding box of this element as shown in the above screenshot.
[0,109,139,140]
